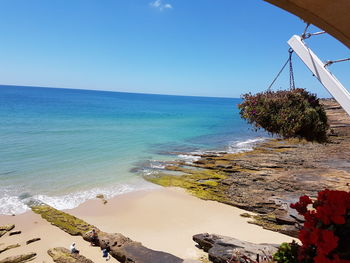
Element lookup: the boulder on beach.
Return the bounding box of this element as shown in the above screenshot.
[193,233,279,263]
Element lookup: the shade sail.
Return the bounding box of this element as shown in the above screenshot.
[264,0,350,48]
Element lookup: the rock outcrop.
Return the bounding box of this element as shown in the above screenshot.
[84,230,183,263]
[193,233,278,263]
[0,252,36,263]
[48,247,94,263]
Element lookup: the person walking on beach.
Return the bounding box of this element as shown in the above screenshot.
[102,247,110,261]
[70,243,79,254]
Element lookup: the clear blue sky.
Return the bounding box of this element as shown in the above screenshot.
[0,0,349,98]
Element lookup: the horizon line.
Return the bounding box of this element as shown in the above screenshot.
[0,83,240,100]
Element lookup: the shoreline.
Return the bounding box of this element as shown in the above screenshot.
[0,187,294,262]
[0,136,269,217]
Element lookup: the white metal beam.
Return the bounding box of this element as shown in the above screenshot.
[288,35,350,116]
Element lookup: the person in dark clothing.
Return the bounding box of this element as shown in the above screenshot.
[90,229,98,246]
[102,247,111,261]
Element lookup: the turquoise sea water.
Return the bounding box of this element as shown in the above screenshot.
[0,85,267,215]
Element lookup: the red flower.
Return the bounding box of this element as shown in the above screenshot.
[314,254,333,263]
[290,195,312,215]
[317,230,339,255]
[290,190,350,262]
[316,190,348,225]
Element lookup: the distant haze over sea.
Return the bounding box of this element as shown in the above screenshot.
[0,85,267,215]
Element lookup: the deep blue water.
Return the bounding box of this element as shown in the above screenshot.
[0,85,266,214]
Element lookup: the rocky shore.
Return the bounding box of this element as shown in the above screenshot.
[144,99,350,237]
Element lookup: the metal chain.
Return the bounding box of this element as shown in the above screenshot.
[267,49,294,91]
[289,49,295,90]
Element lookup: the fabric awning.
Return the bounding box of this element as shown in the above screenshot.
[264,0,350,48]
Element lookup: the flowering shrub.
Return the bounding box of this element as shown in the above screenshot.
[238,89,328,142]
[290,190,350,263]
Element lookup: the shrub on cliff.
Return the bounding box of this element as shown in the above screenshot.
[238,88,329,142]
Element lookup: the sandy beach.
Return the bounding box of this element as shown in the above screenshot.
[0,187,295,262]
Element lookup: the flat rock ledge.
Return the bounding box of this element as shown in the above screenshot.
[193,233,278,263]
[0,252,36,263]
[48,247,94,263]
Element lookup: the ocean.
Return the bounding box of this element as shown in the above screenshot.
[0,85,267,215]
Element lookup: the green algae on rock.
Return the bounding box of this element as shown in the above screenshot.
[31,205,95,236]
[144,167,229,203]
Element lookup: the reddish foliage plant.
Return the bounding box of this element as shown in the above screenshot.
[238,89,329,142]
[290,190,350,263]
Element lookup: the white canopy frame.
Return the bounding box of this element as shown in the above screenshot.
[288,35,350,116]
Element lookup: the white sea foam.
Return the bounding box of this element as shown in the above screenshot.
[149,162,166,169]
[0,182,158,215]
[0,194,29,215]
[177,153,202,163]
[227,137,267,153]
[177,138,267,164]
[142,168,158,176]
